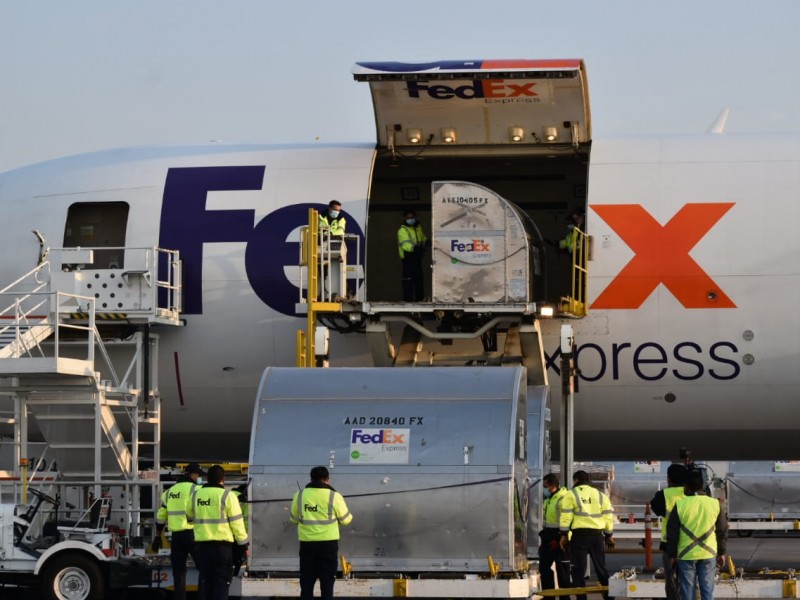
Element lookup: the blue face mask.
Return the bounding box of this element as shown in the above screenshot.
[406,218,416,226]
[329,209,340,218]
[543,488,552,498]
[567,223,575,231]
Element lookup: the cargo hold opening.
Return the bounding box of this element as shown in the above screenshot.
[365,148,589,310]
[355,59,592,314]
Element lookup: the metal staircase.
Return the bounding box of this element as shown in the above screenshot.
[0,246,181,533]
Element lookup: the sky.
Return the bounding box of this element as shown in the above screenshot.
[1,1,800,172]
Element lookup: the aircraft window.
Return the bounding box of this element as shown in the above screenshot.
[64,202,130,269]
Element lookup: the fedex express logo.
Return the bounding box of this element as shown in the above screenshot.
[591,203,736,309]
[351,429,406,444]
[451,239,490,252]
[350,428,410,464]
[406,80,538,101]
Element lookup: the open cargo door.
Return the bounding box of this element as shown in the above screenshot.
[356,59,592,316]
[353,59,591,149]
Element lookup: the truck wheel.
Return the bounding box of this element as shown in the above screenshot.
[41,554,105,600]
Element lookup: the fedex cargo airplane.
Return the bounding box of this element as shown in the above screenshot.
[0,59,795,462]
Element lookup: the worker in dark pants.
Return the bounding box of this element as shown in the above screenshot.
[190,465,249,600]
[291,466,353,600]
[651,464,688,600]
[153,462,205,600]
[397,210,428,302]
[559,470,615,600]
[539,473,571,590]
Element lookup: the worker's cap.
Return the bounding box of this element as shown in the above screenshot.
[184,462,206,476]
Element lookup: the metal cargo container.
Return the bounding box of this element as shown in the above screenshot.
[248,366,530,574]
[727,461,800,520]
[432,181,538,303]
[526,385,548,556]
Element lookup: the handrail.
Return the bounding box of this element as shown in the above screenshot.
[565,227,589,317]
[45,246,182,314]
[0,260,50,296]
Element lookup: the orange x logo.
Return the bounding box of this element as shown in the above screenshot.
[591,203,736,309]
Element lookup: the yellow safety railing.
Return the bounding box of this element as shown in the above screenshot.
[561,226,589,317]
[296,208,342,367]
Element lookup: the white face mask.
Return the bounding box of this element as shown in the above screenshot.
[406,218,416,226]
[329,209,340,218]
[195,477,203,485]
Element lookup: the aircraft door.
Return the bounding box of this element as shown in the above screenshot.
[63,202,130,268]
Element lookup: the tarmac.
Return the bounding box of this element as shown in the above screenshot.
[3,534,799,599]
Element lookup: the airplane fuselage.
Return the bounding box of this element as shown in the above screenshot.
[0,133,796,461]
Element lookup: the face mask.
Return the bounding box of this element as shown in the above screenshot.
[329,210,340,218]
[543,489,552,498]
[196,477,203,485]
[567,223,575,231]
[406,218,416,226]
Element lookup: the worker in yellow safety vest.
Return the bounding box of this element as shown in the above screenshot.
[650,463,687,600]
[666,469,728,600]
[153,462,204,600]
[559,470,615,600]
[319,200,346,236]
[538,473,571,590]
[558,208,585,253]
[291,466,353,600]
[189,465,249,600]
[397,210,428,302]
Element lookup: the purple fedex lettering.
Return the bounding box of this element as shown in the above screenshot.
[352,429,382,444]
[159,166,263,314]
[159,166,364,316]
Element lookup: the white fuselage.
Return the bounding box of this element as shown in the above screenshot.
[0,134,795,461]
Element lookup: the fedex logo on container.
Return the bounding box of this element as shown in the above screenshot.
[405,79,537,100]
[451,239,490,252]
[351,429,406,444]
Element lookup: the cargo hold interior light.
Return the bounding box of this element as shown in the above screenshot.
[407,128,422,144]
[544,126,558,142]
[509,126,524,143]
[441,128,457,144]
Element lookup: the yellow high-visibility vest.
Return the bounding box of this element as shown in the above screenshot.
[291,486,352,542]
[676,495,720,561]
[320,214,346,236]
[661,486,686,543]
[543,487,568,529]
[156,480,199,532]
[189,485,248,545]
[397,224,427,258]
[559,484,614,534]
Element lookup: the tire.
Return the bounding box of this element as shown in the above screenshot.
[41,553,106,600]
